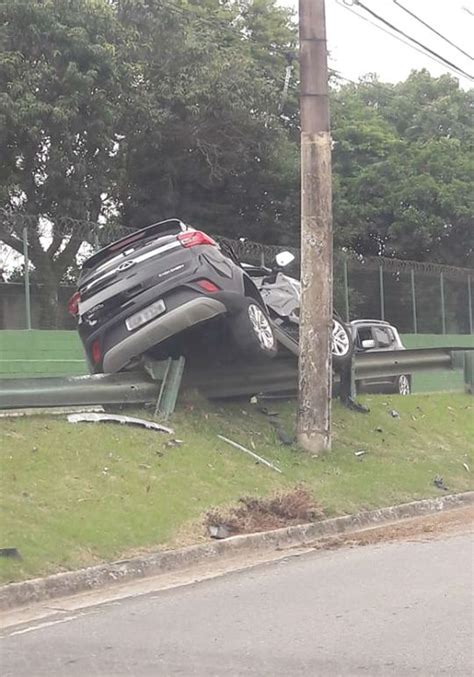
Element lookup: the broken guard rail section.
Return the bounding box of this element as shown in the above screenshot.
[0,347,473,409]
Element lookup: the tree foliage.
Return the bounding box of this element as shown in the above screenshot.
[115,0,298,243]
[0,0,127,324]
[331,71,474,266]
[0,1,472,328]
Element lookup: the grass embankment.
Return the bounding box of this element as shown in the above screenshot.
[1,392,473,584]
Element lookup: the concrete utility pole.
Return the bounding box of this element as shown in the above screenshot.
[297,0,333,454]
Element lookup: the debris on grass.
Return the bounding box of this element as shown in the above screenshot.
[164,438,184,448]
[462,463,470,472]
[269,420,295,446]
[217,434,282,473]
[0,548,21,560]
[354,449,366,457]
[341,397,370,414]
[433,475,449,491]
[205,487,324,538]
[389,409,400,418]
[208,524,231,540]
[67,413,173,434]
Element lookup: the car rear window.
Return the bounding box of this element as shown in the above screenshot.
[82,219,186,271]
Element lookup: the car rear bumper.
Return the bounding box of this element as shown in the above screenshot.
[102,297,226,373]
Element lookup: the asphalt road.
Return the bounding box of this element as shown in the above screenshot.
[1,528,473,676]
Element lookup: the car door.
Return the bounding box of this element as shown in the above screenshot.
[356,325,395,391]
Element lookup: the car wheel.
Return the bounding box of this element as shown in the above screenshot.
[332,317,354,370]
[230,298,277,358]
[395,374,411,395]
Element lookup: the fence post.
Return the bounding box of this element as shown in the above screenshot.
[343,256,350,322]
[468,275,473,335]
[410,267,417,334]
[22,227,32,330]
[464,351,474,394]
[379,264,385,320]
[440,271,446,334]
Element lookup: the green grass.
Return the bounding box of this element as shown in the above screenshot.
[1,392,473,584]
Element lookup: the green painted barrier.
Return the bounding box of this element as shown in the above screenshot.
[402,334,474,349]
[0,331,473,385]
[0,330,87,377]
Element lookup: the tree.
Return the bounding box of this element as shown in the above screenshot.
[115,0,299,243]
[0,0,127,326]
[331,71,474,266]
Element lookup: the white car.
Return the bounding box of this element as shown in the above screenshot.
[351,319,411,395]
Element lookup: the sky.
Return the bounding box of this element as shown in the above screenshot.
[280,0,474,89]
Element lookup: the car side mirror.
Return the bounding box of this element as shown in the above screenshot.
[361,338,375,349]
[275,251,295,268]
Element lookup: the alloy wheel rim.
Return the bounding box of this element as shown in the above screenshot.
[248,305,275,350]
[332,319,350,356]
[398,375,410,395]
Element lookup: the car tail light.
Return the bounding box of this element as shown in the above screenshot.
[177,230,216,248]
[196,279,220,293]
[91,339,101,364]
[67,291,81,316]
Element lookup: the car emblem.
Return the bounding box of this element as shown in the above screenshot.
[117,260,135,272]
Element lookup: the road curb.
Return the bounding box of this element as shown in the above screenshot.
[1,491,472,612]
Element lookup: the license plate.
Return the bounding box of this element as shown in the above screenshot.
[126,299,166,331]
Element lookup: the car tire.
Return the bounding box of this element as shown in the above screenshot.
[332,317,354,371]
[394,374,411,395]
[230,298,277,358]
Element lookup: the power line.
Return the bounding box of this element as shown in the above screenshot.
[352,0,474,81]
[336,0,474,82]
[335,0,471,80]
[392,0,473,61]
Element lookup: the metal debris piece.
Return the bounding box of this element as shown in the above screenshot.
[257,407,279,417]
[389,409,400,418]
[341,396,370,414]
[354,450,366,457]
[433,475,448,491]
[208,524,231,539]
[269,420,295,446]
[67,413,173,434]
[217,435,282,474]
[462,463,470,472]
[164,438,183,448]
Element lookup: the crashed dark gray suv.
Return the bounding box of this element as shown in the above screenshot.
[69,219,277,373]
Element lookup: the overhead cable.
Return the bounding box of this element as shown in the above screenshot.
[392,0,473,61]
[352,0,473,81]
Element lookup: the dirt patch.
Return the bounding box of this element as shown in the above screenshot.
[205,487,325,537]
[310,504,474,552]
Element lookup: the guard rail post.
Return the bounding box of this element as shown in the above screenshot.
[464,351,474,394]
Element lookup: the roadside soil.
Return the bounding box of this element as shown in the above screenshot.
[308,503,473,552]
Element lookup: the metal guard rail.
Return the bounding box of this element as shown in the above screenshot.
[0,347,472,409]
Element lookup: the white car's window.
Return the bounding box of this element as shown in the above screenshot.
[373,327,393,348]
